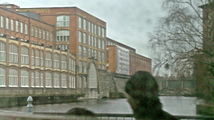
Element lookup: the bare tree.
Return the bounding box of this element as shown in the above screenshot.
[150,0,212,75]
[150,0,214,100]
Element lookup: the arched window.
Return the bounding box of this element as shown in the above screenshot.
[0,67,6,87]
[20,70,29,87]
[8,68,18,87]
[0,42,6,62]
[21,47,29,65]
[56,30,70,42]
[9,44,18,64]
[56,15,70,27]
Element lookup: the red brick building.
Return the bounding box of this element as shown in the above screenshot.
[106,38,152,75]
[0,4,77,96]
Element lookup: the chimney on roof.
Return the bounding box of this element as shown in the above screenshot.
[0,3,20,11]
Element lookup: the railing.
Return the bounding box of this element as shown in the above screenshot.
[34,112,214,120]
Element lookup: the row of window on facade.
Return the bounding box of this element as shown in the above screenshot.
[78,31,105,49]
[78,45,105,62]
[78,17,105,37]
[0,15,54,42]
[30,25,53,42]
[0,15,28,34]
[0,41,75,71]
[0,67,76,88]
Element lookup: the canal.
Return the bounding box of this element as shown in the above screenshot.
[2,96,199,116]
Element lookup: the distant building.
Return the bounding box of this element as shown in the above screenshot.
[106,38,152,75]
[107,45,130,75]
[130,52,152,74]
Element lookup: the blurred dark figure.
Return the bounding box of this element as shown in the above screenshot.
[125,71,178,120]
[66,107,95,116]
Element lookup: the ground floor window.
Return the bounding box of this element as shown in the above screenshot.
[53,73,60,88]
[8,69,18,87]
[20,70,29,87]
[0,67,6,87]
[45,72,52,88]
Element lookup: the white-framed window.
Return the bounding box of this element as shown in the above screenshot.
[83,19,86,30]
[78,17,82,28]
[42,30,46,40]
[35,27,38,37]
[20,22,23,33]
[38,28,42,39]
[78,31,82,43]
[102,28,105,37]
[68,58,73,71]
[83,33,86,44]
[45,52,52,68]
[10,19,14,31]
[46,31,49,41]
[87,21,90,32]
[40,72,44,87]
[56,30,70,42]
[83,47,87,58]
[0,42,6,62]
[40,51,44,66]
[61,55,67,70]
[31,71,35,87]
[35,71,41,87]
[9,44,18,64]
[56,15,70,27]
[69,75,76,88]
[15,21,19,32]
[0,67,6,87]
[24,24,28,34]
[78,46,82,57]
[5,17,9,29]
[35,49,40,66]
[45,72,52,88]
[53,53,60,69]
[72,59,75,72]
[78,62,82,73]
[0,16,4,28]
[20,70,29,87]
[53,73,60,88]
[21,47,29,65]
[61,73,67,88]
[102,40,105,49]
[8,68,18,87]
[31,49,35,66]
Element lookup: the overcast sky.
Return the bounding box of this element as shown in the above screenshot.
[0,0,166,58]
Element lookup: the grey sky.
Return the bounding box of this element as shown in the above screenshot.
[0,0,166,58]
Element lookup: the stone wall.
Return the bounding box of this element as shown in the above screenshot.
[98,70,130,98]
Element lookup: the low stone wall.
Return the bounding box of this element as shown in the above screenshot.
[0,88,82,108]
